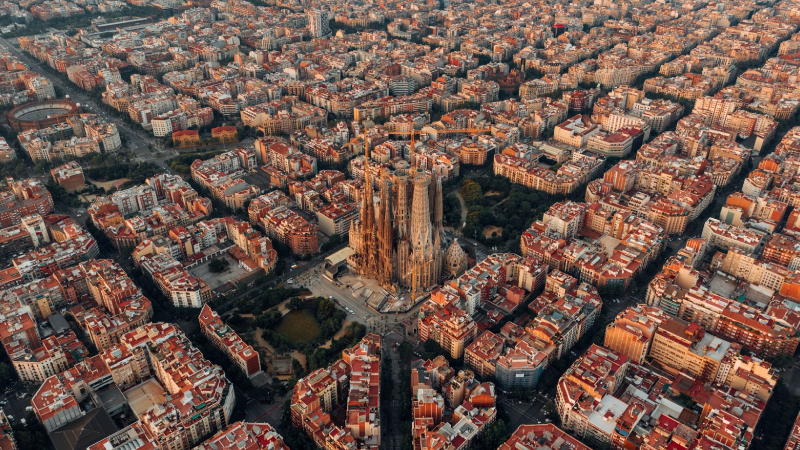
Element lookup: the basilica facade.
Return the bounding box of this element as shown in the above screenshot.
[348,158,444,294]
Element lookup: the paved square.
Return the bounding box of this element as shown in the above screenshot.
[188,253,251,291]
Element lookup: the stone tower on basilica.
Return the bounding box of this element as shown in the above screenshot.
[348,160,444,294]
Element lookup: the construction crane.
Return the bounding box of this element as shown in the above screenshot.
[387,127,492,167]
[52,113,83,141]
[345,132,371,158]
[347,126,491,164]
[386,127,492,146]
[344,132,377,189]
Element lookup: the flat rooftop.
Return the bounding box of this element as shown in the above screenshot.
[708,272,737,299]
[124,379,167,418]
[587,395,628,435]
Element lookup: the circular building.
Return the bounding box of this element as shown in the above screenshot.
[8,100,81,131]
[445,239,468,278]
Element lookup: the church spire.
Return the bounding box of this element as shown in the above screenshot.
[360,137,378,276]
[378,173,394,285]
[433,173,443,233]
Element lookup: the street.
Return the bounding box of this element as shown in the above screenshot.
[381,331,405,450]
[499,394,549,431]
[233,384,286,429]
[0,36,167,166]
[0,382,39,427]
[306,270,419,334]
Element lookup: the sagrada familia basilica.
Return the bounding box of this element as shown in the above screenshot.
[348,149,453,295]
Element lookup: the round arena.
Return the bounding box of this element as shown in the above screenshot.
[8,100,82,132]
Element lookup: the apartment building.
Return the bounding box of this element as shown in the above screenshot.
[556,345,630,438]
[345,340,381,445]
[32,323,235,448]
[316,202,358,237]
[419,304,478,359]
[52,259,154,350]
[255,138,317,178]
[196,422,288,450]
[554,115,601,148]
[714,303,800,359]
[762,233,800,267]
[649,258,800,359]
[153,266,211,308]
[464,330,504,379]
[110,185,158,215]
[260,205,319,255]
[649,317,733,380]
[30,1,83,19]
[634,98,684,133]
[464,329,547,390]
[199,304,261,378]
[493,150,602,195]
[291,335,381,448]
[714,351,777,402]
[702,218,766,253]
[604,305,665,364]
[307,9,331,37]
[586,128,639,158]
[528,275,602,363]
[12,224,99,281]
[86,423,159,450]
[0,214,48,268]
[542,200,588,239]
[0,178,54,228]
[409,352,497,449]
[50,161,85,190]
[0,137,15,163]
[224,220,278,273]
[494,341,547,391]
[0,310,40,356]
[31,372,85,433]
[191,149,260,210]
[247,190,291,225]
[522,202,666,292]
[10,330,87,383]
[717,246,792,292]
[499,424,591,450]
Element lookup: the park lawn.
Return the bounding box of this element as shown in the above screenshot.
[274,309,321,342]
